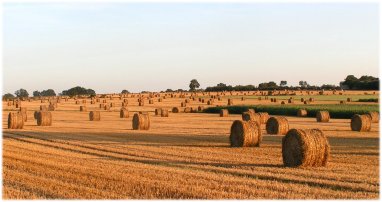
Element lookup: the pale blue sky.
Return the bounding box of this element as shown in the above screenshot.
[3,3,379,94]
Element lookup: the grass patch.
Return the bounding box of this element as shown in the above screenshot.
[358,98,379,103]
[202,104,379,119]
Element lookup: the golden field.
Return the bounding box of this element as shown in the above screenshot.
[2,90,380,199]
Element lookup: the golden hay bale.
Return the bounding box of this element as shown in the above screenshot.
[90,100,96,104]
[8,112,24,129]
[120,108,129,118]
[297,109,307,117]
[339,101,346,104]
[132,113,150,130]
[155,108,162,115]
[300,98,305,102]
[220,109,229,117]
[281,101,286,105]
[158,98,163,102]
[104,105,110,111]
[347,98,352,102]
[207,100,214,105]
[139,101,145,106]
[242,112,261,125]
[248,109,255,114]
[102,100,107,103]
[241,97,245,101]
[89,111,101,121]
[19,107,27,122]
[99,103,105,109]
[161,109,169,117]
[266,116,289,135]
[309,98,314,102]
[48,104,56,111]
[257,112,270,124]
[282,129,330,167]
[15,102,21,108]
[230,120,262,147]
[149,99,154,104]
[181,102,187,107]
[172,107,180,113]
[316,111,330,122]
[185,99,190,103]
[351,114,371,132]
[198,106,204,112]
[34,111,39,119]
[82,100,87,104]
[110,103,115,107]
[303,101,309,105]
[80,106,87,112]
[184,107,192,113]
[36,111,52,126]
[288,99,294,104]
[367,111,379,123]
[228,99,234,106]
[75,100,80,104]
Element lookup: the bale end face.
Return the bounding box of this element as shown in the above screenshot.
[351,114,371,132]
[230,120,262,147]
[266,116,289,135]
[132,113,150,130]
[316,111,330,122]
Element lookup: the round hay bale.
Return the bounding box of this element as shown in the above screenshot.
[340,101,346,104]
[181,102,187,107]
[303,101,309,105]
[367,111,379,123]
[132,113,150,130]
[139,101,144,106]
[228,99,234,106]
[309,98,314,102]
[282,129,330,167]
[172,107,180,113]
[266,116,289,135]
[207,100,214,105]
[230,120,262,147]
[104,105,110,111]
[161,109,169,117]
[241,97,245,101]
[257,112,270,124]
[351,114,371,132]
[120,108,129,118]
[281,101,286,105]
[8,112,24,129]
[248,109,255,114]
[288,99,294,104]
[158,98,163,102]
[149,99,154,104]
[220,109,229,117]
[155,108,162,115]
[316,111,330,122]
[184,107,192,113]
[198,106,204,112]
[99,103,105,109]
[36,111,52,126]
[185,99,190,103]
[347,98,352,102]
[300,98,305,102]
[242,112,261,125]
[80,106,87,112]
[297,109,307,117]
[75,100,80,104]
[19,107,27,122]
[34,111,40,119]
[89,111,101,121]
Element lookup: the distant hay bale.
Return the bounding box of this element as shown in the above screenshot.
[36,111,52,126]
[104,105,110,111]
[230,120,262,147]
[207,100,214,105]
[309,98,314,102]
[266,116,289,135]
[161,109,169,117]
[75,100,80,104]
[220,109,229,117]
[80,106,87,112]
[228,99,234,106]
[184,107,192,113]
[347,98,352,102]
[242,112,261,125]
[82,100,87,104]
[139,101,144,106]
[181,102,187,107]
[155,108,162,115]
[257,112,270,124]
[316,111,330,122]
[110,103,115,107]
[367,111,379,123]
[99,103,105,109]
[198,106,204,112]
[102,100,107,103]
[158,98,163,102]
[300,98,305,102]
[258,97,262,101]
[281,101,286,105]
[89,111,101,121]
[282,129,330,167]
[185,99,190,103]
[132,113,150,130]
[172,107,180,113]
[15,102,21,108]
[340,101,346,104]
[34,111,39,119]
[90,100,96,104]
[149,99,154,104]
[120,108,129,118]
[351,114,371,132]
[248,109,255,114]
[303,101,309,105]
[241,97,245,101]
[8,112,24,129]
[288,99,294,104]
[297,109,307,117]
[48,104,55,111]
[19,107,27,122]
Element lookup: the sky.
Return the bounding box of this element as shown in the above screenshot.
[3,3,379,94]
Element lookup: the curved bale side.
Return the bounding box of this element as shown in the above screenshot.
[80,106,87,112]
[297,109,307,117]
[36,111,52,126]
[316,111,330,122]
[257,112,270,124]
[120,108,129,118]
[247,109,255,114]
[351,114,371,132]
[367,111,379,123]
[220,109,229,117]
[89,111,101,121]
[8,112,24,129]
[282,129,330,167]
[228,99,234,106]
[266,116,289,135]
[155,108,162,116]
[172,107,180,113]
[242,112,261,125]
[230,120,262,147]
[132,113,150,130]
[161,109,169,117]
[184,107,192,113]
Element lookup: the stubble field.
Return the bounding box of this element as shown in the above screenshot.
[2,90,380,199]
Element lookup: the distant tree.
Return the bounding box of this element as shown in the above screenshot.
[189,79,200,91]
[299,81,308,88]
[15,88,29,98]
[121,89,130,94]
[3,93,15,100]
[165,89,174,92]
[33,90,41,97]
[280,80,287,87]
[61,86,96,97]
[41,89,56,96]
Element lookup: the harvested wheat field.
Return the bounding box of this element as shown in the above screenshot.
[2,90,379,199]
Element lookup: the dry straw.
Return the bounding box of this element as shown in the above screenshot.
[80,106,87,112]
[266,116,289,135]
[242,112,261,125]
[367,111,379,123]
[230,120,262,147]
[155,108,162,116]
[120,108,129,118]
[282,129,330,167]
[89,111,101,121]
[19,107,27,122]
[132,113,150,130]
[316,111,330,122]
[172,107,180,113]
[8,112,24,129]
[220,109,229,117]
[297,109,308,117]
[36,111,52,126]
[161,109,169,117]
[258,112,270,124]
[351,114,371,132]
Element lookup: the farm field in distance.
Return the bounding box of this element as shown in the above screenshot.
[2,90,380,199]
